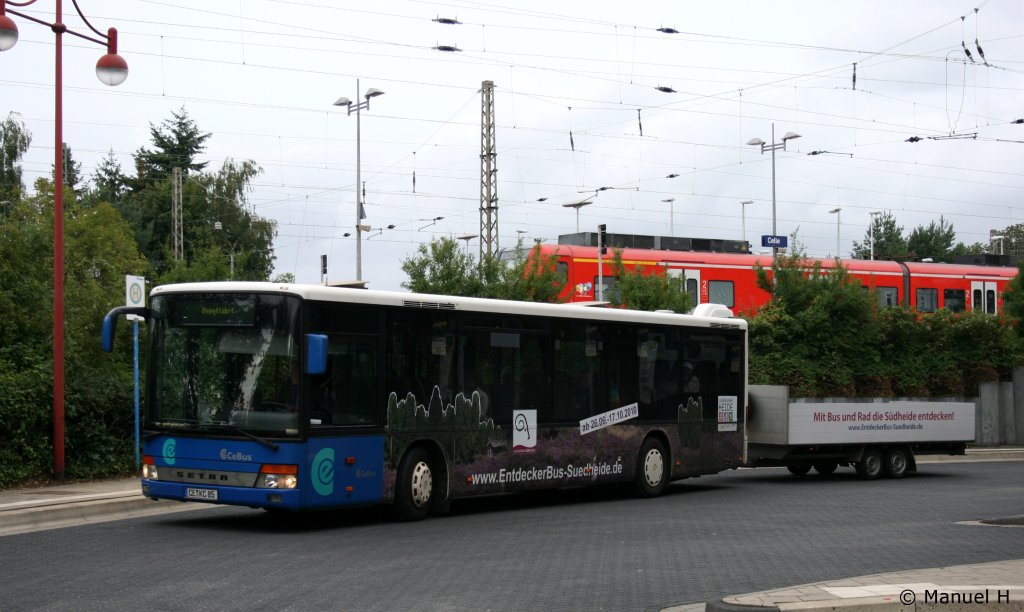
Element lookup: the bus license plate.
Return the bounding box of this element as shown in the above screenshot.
[186,488,218,501]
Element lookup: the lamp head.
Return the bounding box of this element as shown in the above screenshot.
[0,11,18,52]
[781,131,801,141]
[96,53,128,86]
[95,28,128,86]
[364,88,384,99]
[333,97,353,107]
[746,137,765,146]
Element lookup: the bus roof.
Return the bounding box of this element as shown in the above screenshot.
[150,282,748,330]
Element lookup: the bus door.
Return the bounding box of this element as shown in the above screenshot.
[971,281,998,314]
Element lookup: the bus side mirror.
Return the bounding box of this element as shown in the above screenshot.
[101,306,149,352]
[306,334,328,375]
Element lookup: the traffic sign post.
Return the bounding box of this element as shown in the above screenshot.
[125,275,145,468]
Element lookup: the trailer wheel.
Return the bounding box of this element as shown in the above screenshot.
[813,462,838,475]
[786,464,811,476]
[883,448,909,479]
[634,438,668,497]
[395,447,434,521]
[855,448,883,480]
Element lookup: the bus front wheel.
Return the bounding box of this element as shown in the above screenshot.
[395,447,434,521]
[634,438,669,497]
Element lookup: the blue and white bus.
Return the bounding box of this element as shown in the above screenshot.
[102,282,747,520]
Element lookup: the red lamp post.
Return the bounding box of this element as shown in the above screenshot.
[0,0,127,479]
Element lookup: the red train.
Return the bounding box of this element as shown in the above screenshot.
[532,242,1018,316]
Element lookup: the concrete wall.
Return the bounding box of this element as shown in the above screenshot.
[976,372,1020,447]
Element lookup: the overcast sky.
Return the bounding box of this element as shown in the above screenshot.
[3,0,1023,290]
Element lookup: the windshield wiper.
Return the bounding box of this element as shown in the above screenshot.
[229,427,279,451]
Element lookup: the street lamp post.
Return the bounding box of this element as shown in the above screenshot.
[661,198,675,235]
[829,207,841,258]
[334,80,384,281]
[0,0,128,479]
[740,200,754,249]
[747,124,801,271]
[562,200,592,233]
[869,211,883,260]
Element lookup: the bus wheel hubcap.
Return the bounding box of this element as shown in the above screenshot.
[410,461,432,508]
[644,450,663,487]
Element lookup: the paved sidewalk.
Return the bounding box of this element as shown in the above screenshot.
[0,475,206,536]
[698,559,1024,611]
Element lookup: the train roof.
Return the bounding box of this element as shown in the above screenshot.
[537,243,1018,280]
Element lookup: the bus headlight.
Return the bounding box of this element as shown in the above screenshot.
[142,457,158,480]
[262,474,297,489]
[258,464,298,489]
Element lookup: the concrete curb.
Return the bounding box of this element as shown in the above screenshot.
[705,600,779,612]
[0,495,207,536]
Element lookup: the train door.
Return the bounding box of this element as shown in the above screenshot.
[970,281,998,314]
[672,268,700,306]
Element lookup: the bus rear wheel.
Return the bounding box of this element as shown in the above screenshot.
[395,447,434,521]
[786,464,811,476]
[634,438,668,497]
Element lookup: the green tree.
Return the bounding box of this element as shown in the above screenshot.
[983,223,1024,257]
[607,249,692,312]
[0,166,149,484]
[478,241,564,302]
[906,216,956,262]
[401,235,484,296]
[1003,259,1024,332]
[132,106,212,185]
[851,211,907,260]
[0,112,32,216]
[117,109,272,281]
[52,142,84,194]
[85,148,129,209]
[750,243,882,395]
[401,236,564,301]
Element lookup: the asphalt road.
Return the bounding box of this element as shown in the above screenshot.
[1,462,1022,611]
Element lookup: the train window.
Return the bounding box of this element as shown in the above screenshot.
[916,288,938,313]
[876,287,898,308]
[943,289,966,313]
[708,280,734,308]
[556,261,568,283]
[973,289,982,311]
[987,290,996,314]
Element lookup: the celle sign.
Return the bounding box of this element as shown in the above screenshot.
[761,235,788,248]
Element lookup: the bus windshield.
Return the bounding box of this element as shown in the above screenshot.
[146,292,302,437]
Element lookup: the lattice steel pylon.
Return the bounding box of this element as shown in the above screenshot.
[479,80,498,261]
[171,167,183,260]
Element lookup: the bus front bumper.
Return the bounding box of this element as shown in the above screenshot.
[142,479,302,511]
